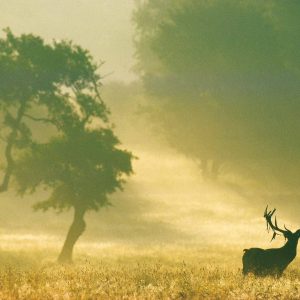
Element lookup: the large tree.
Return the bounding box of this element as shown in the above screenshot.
[133,0,300,187]
[0,29,134,263]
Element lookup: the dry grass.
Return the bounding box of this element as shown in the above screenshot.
[0,243,300,299]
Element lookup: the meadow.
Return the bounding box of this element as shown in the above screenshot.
[0,241,300,299]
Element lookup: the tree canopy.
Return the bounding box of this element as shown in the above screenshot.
[134,0,300,187]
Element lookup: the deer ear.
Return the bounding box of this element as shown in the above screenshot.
[283,231,291,240]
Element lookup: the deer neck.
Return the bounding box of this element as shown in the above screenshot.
[282,238,298,257]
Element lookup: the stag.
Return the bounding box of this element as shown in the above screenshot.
[242,206,300,276]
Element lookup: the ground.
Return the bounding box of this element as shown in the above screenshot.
[0,242,300,299]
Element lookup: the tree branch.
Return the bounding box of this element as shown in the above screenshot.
[0,134,7,143]
[23,114,54,124]
[91,76,105,105]
[0,101,27,193]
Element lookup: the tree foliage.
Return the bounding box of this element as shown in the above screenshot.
[16,129,133,212]
[0,28,133,207]
[134,0,300,187]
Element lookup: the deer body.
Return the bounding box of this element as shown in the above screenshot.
[243,239,298,276]
[242,207,300,277]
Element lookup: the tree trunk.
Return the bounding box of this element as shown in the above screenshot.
[0,100,27,193]
[57,207,86,264]
[200,159,208,180]
[211,159,221,181]
[200,159,221,181]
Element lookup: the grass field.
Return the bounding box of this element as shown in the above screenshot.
[0,242,300,299]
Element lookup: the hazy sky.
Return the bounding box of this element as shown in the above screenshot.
[0,0,136,82]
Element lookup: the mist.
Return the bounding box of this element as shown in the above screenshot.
[0,78,297,255]
[2,2,300,297]
[0,0,299,271]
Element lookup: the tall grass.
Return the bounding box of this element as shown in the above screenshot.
[0,243,299,299]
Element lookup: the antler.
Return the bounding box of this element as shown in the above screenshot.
[264,206,290,241]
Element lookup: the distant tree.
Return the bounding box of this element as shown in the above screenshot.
[134,0,300,186]
[0,29,134,263]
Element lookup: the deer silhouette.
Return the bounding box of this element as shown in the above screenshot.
[242,206,300,276]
